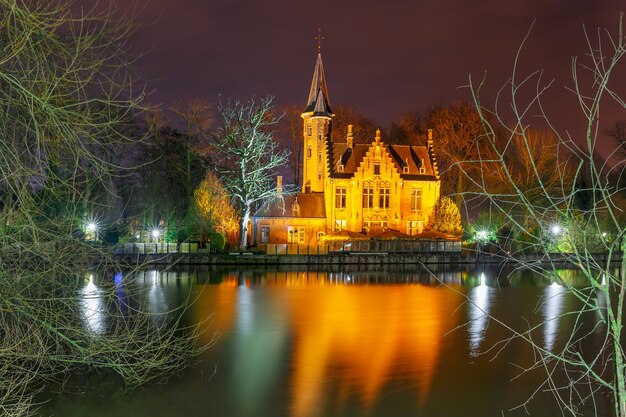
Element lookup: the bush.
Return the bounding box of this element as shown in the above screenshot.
[209,232,226,252]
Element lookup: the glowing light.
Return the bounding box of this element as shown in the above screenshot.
[151,229,161,239]
[550,224,562,235]
[79,274,106,334]
[86,222,97,232]
[601,232,607,238]
[476,230,488,241]
[468,272,492,356]
[543,282,565,352]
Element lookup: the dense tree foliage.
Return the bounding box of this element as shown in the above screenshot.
[193,172,239,245]
[428,196,464,236]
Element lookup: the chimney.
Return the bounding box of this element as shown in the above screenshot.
[347,124,354,149]
[276,175,283,196]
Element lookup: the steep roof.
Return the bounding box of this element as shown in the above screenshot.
[304,53,333,117]
[253,193,326,218]
[328,140,438,181]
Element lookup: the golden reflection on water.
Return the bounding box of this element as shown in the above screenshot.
[195,270,464,417]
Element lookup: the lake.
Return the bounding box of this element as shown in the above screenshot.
[39,264,613,417]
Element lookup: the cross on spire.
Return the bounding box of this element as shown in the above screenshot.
[315,27,324,53]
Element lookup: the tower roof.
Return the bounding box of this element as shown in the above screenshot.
[304,53,333,116]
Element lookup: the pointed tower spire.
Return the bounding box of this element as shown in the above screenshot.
[304,53,332,116]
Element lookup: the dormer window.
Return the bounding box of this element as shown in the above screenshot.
[419,167,426,174]
[403,166,409,174]
[337,162,344,172]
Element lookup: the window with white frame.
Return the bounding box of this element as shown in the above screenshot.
[335,186,347,209]
[335,219,346,231]
[260,226,270,243]
[407,220,424,235]
[410,188,422,212]
[363,185,374,209]
[287,226,305,244]
[379,186,390,209]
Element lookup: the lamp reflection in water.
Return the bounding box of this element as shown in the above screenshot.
[468,272,493,356]
[79,274,106,334]
[543,282,565,352]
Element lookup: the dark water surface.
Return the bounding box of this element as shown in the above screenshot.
[40,265,612,417]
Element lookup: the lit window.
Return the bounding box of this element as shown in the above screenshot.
[407,221,419,236]
[410,188,422,212]
[379,186,390,209]
[335,186,347,209]
[337,163,344,172]
[363,186,374,209]
[307,124,312,136]
[260,226,270,243]
[288,226,305,244]
[335,219,346,231]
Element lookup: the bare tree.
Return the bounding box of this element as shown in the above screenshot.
[211,96,290,250]
[426,102,490,207]
[0,1,206,415]
[465,15,626,417]
[278,104,304,185]
[329,105,379,144]
[606,120,626,157]
[172,98,213,206]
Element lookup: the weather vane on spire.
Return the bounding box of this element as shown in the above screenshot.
[315,27,324,53]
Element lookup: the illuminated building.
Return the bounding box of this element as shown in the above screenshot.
[252,52,441,247]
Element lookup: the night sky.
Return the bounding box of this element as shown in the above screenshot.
[113,0,624,134]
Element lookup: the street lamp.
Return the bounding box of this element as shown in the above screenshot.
[151,228,161,241]
[476,229,488,259]
[85,221,98,241]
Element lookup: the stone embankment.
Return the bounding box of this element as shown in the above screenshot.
[115,252,619,267]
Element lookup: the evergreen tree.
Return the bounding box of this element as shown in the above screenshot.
[428,196,464,236]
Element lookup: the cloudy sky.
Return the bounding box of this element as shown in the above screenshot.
[112,0,624,134]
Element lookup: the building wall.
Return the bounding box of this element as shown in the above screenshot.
[301,114,331,193]
[253,217,327,247]
[324,137,440,236]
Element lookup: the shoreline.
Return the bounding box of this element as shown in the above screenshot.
[114,252,620,267]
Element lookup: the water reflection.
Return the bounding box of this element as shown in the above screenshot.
[49,266,616,417]
[79,274,106,334]
[200,270,466,417]
[543,282,565,352]
[468,272,494,356]
[290,285,461,417]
